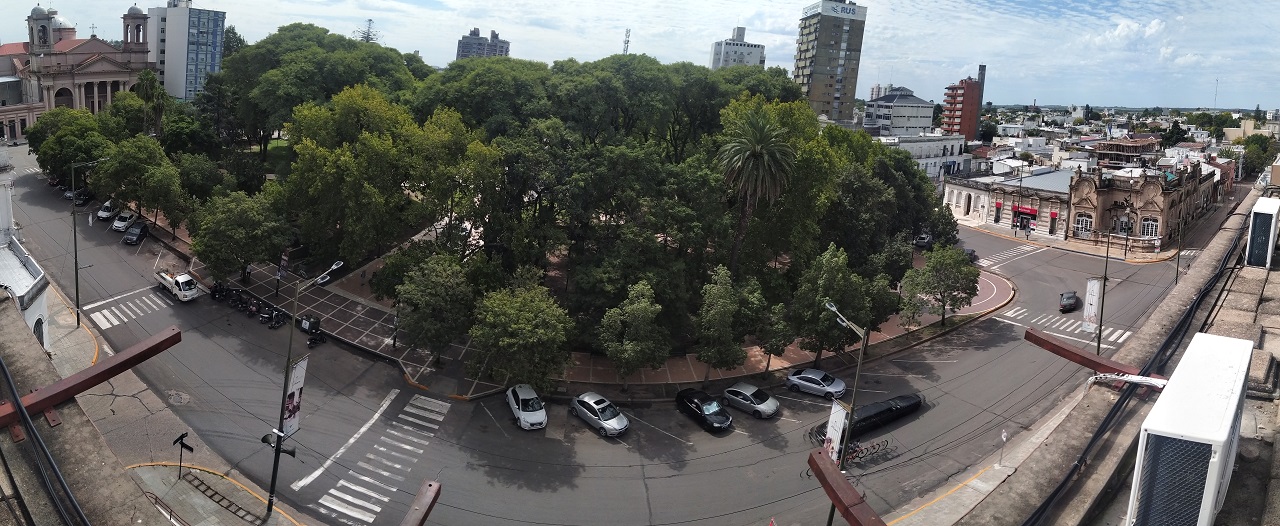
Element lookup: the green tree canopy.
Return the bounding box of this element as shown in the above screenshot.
[695,266,747,386]
[397,255,476,355]
[468,284,572,392]
[899,246,981,327]
[598,281,669,390]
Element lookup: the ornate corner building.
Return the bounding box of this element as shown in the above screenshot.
[0,5,155,141]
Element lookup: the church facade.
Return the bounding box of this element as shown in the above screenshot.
[0,5,154,141]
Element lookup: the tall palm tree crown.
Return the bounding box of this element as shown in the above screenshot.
[716,107,795,275]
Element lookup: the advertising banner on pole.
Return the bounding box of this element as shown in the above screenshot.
[825,400,849,464]
[1082,277,1102,333]
[282,355,310,438]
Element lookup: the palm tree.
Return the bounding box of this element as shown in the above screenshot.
[715,107,795,275]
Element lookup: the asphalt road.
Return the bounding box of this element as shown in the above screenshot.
[3,147,1182,526]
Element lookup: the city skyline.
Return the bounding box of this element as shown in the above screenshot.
[1,0,1276,109]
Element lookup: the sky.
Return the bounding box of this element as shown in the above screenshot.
[3,0,1278,110]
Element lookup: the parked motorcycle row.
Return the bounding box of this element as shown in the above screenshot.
[210,281,326,346]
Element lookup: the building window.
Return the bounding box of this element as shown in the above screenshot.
[1075,213,1093,236]
[1116,215,1133,235]
[1140,217,1159,237]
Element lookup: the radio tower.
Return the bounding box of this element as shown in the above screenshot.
[623,28,631,55]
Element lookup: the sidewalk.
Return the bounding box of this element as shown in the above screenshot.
[41,275,313,525]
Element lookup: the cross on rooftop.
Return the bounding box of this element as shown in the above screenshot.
[89,24,97,35]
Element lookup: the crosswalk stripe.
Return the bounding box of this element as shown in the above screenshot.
[126,301,144,316]
[156,293,174,306]
[90,311,113,329]
[372,443,419,462]
[390,421,434,437]
[397,414,439,429]
[112,306,130,320]
[1065,321,1080,332]
[338,480,390,502]
[387,428,431,446]
[328,489,381,513]
[1109,330,1126,342]
[378,436,423,454]
[409,395,451,412]
[347,471,397,492]
[319,495,375,523]
[1118,331,1133,343]
[355,461,406,481]
[102,309,121,325]
[401,404,445,421]
[366,453,410,472]
[141,296,161,311]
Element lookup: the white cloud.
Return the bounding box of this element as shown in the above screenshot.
[1,0,1276,108]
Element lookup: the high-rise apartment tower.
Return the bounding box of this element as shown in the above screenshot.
[793,1,867,123]
[942,65,986,141]
[710,27,766,70]
[146,0,225,100]
[456,28,510,60]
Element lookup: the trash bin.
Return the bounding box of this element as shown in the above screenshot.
[298,314,321,335]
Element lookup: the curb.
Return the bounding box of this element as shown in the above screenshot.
[968,224,1179,264]
[125,462,303,526]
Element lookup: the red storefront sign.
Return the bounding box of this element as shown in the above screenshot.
[1050,211,1058,219]
[1013,205,1038,215]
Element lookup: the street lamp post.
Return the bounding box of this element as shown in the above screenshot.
[70,158,106,326]
[1097,197,1134,356]
[822,301,870,526]
[263,260,343,523]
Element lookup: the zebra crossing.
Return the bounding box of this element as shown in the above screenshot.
[976,245,1039,267]
[309,394,451,525]
[19,167,41,176]
[997,306,1133,345]
[84,288,176,329]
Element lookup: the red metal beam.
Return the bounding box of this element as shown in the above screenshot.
[398,480,441,526]
[806,449,887,526]
[0,326,181,427]
[1024,328,1164,379]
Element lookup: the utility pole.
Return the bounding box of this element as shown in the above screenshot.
[622,28,630,55]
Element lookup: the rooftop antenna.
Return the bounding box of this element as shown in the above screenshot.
[623,28,630,55]
[1213,78,1218,110]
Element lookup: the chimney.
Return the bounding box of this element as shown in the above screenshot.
[731,26,746,42]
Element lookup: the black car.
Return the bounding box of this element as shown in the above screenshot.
[122,221,149,245]
[675,388,732,432]
[1060,291,1081,313]
[72,189,94,206]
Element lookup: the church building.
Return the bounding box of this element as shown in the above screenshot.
[0,5,154,142]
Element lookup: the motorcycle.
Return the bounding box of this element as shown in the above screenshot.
[211,282,226,301]
[307,333,327,348]
[258,306,274,324]
[247,299,261,317]
[267,311,286,330]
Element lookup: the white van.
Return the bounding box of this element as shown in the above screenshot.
[96,200,117,220]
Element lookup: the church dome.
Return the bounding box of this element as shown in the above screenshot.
[127,5,144,15]
[51,15,73,29]
[31,5,47,16]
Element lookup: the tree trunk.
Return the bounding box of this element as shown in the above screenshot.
[702,362,712,389]
[812,348,824,368]
[760,353,773,379]
[728,198,755,277]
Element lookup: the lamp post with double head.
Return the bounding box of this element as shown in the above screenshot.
[69,158,106,326]
[822,301,870,526]
[263,260,343,522]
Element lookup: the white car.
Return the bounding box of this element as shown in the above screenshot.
[111,210,137,232]
[506,384,547,430]
[96,200,118,220]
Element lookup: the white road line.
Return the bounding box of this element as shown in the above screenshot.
[378,436,423,454]
[390,421,434,438]
[112,306,130,320]
[1109,330,1126,342]
[101,309,120,326]
[133,300,151,314]
[1118,331,1133,343]
[82,285,158,309]
[1052,318,1070,329]
[990,246,1048,270]
[778,416,802,423]
[994,317,1024,327]
[628,415,693,445]
[157,293,174,306]
[1065,321,1081,332]
[291,389,399,491]
[329,489,381,513]
[372,444,418,462]
[90,311,112,329]
[347,471,397,492]
[1102,327,1113,337]
[386,428,430,446]
[140,296,161,311]
[1030,314,1047,324]
[338,480,390,502]
[409,395,451,412]
[402,404,445,421]
[319,495,375,523]
[396,414,439,430]
[482,404,510,439]
[355,461,406,481]
[1045,330,1117,349]
[773,394,829,406]
[310,505,365,526]
[366,454,409,472]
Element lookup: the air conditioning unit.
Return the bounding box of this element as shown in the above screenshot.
[1125,332,1252,525]
[1246,197,1280,268]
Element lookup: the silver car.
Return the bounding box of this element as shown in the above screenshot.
[722,382,780,419]
[786,368,847,399]
[569,392,629,437]
[506,384,547,430]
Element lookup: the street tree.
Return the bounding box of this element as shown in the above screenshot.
[134,70,167,136]
[190,191,291,283]
[92,135,169,208]
[468,284,572,392]
[35,119,112,186]
[755,303,793,376]
[95,91,149,142]
[139,163,183,226]
[695,266,747,387]
[792,244,895,367]
[898,245,981,327]
[927,205,960,248]
[396,255,476,356]
[598,281,669,390]
[24,107,95,154]
[716,103,796,276]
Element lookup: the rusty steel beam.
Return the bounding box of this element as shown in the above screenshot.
[398,480,441,526]
[0,326,181,428]
[1024,328,1164,379]
[806,449,887,526]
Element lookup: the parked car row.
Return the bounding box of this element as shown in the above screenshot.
[506,367,850,438]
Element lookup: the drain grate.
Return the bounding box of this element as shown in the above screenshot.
[182,471,263,525]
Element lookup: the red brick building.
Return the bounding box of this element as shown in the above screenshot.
[941,65,985,141]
